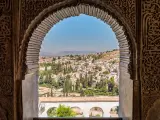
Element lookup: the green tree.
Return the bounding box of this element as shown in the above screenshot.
[76,56,82,61]
[47,107,57,117]
[107,77,115,93]
[88,75,93,87]
[95,114,101,117]
[76,79,80,91]
[103,70,109,74]
[50,78,59,96]
[112,85,119,95]
[56,104,76,117]
[63,76,72,96]
[52,57,56,61]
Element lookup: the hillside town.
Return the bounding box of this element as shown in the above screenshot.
[38,50,119,97]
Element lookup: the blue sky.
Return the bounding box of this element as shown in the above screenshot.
[41,14,118,54]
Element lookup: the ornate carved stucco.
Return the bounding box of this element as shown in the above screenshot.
[18,0,139,120]
[146,99,160,120]
[20,0,136,39]
[14,0,160,119]
[18,1,139,120]
[0,2,12,76]
[142,0,160,119]
[20,0,136,79]
[0,0,13,120]
[25,5,134,76]
[1,0,160,120]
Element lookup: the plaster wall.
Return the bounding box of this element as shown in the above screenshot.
[119,67,133,120]
[22,73,39,120]
[39,102,119,117]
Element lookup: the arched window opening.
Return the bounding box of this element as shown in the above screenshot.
[22,4,136,120]
[110,106,119,117]
[89,107,104,117]
[47,107,57,117]
[36,14,119,118]
[39,103,46,115]
[71,107,83,117]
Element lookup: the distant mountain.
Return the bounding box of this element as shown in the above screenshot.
[56,51,98,56]
[40,51,54,57]
[40,51,98,57]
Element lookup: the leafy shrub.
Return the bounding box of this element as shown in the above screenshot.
[47,107,57,117]
[95,114,101,117]
[56,104,76,117]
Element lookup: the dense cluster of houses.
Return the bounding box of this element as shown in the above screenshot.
[39,50,119,96]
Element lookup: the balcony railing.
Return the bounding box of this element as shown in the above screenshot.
[33,117,122,120]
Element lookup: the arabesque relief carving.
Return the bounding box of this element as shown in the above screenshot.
[0,76,13,96]
[142,0,160,51]
[19,1,139,120]
[142,96,160,120]
[0,37,12,75]
[20,0,136,79]
[0,0,13,86]
[142,0,160,119]
[0,6,12,76]
[0,0,159,120]
[0,0,13,120]
[0,97,13,120]
[0,0,11,12]
[20,0,136,41]
[146,99,160,120]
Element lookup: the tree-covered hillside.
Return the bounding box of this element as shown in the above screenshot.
[38,50,119,97]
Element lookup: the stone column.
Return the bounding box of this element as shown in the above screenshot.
[22,72,38,120]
